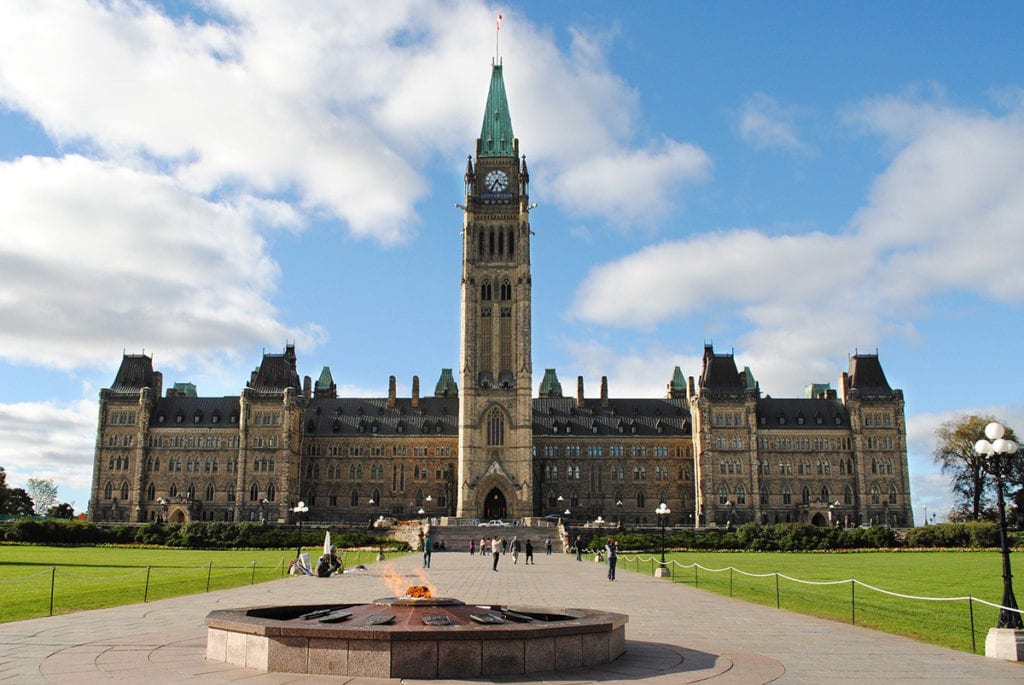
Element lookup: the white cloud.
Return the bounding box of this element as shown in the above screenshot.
[738,93,806,151]
[563,340,701,398]
[0,399,97,510]
[571,97,1024,393]
[0,154,321,369]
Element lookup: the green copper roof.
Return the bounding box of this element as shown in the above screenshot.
[479,63,515,158]
[804,383,831,398]
[671,366,686,391]
[316,366,334,389]
[539,368,563,398]
[742,366,758,391]
[435,368,459,397]
[173,382,197,397]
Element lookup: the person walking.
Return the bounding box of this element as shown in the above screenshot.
[469,538,475,555]
[525,538,534,564]
[423,534,432,568]
[575,535,583,561]
[491,535,502,572]
[480,537,487,556]
[605,537,618,581]
[545,538,552,555]
[511,536,520,564]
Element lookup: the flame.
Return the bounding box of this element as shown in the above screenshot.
[378,562,438,598]
[406,585,431,598]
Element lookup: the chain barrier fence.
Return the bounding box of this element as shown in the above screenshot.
[619,553,1021,654]
[0,558,287,621]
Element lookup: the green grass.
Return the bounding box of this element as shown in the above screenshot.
[619,550,1016,654]
[0,545,383,623]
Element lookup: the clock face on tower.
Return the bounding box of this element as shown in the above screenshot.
[483,169,509,192]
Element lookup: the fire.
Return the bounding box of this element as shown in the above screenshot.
[379,562,437,598]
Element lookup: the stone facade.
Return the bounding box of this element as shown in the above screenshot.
[88,62,913,529]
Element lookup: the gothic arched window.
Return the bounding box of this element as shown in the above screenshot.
[486,407,505,446]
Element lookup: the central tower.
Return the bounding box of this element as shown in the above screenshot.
[456,62,534,519]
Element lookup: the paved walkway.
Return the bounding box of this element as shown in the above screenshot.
[0,548,1021,683]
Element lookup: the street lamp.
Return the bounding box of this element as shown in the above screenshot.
[828,500,841,527]
[655,502,671,578]
[292,500,308,561]
[974,422,1023,632]
[374,514,388,561]
[923,504,928,526]
[615,499,623,528]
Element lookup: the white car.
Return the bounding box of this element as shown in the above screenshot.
[481,519,511,527]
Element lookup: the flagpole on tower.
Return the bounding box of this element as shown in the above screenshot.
[496,11,502,63]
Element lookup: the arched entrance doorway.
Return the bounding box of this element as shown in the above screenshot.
[168,507,188,523]
[810,512,828,527]
[483,487,507,520]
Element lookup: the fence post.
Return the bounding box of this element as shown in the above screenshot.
[729,567,734,597]
[251,560,257,585]
[143,566,151,603]
[968,595,976,654]
[206,561,213,593]
[694,565,698,588]
[851,579,856,625]
[49,567,56,617]
[775,572,780,609]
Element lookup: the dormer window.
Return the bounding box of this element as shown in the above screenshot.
[158,414,166,424]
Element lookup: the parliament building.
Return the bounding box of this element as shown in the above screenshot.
[88,62,914,530]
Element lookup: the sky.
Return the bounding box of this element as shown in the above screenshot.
[1,1,1023,522]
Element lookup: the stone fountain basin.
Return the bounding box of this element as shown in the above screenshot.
[205,600,627,679]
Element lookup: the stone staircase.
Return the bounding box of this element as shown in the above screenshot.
[427,524,564,555]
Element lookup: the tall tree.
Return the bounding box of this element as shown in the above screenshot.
[6,488,34,516]
[26,478,58,515]
[47,503,75,519]
[933,414,1018,519]
[0,467,9,513]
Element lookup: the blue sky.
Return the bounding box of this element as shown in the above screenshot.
[1,1,1023,521]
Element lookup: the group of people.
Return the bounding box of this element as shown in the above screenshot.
[315,545,343,577]
[473,535,543,571]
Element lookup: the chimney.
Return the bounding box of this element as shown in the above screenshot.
[303,375,312,398]
[577,376,585,406]
[600,376,609,407]
[387,375,397,408]
[411,376,420,408]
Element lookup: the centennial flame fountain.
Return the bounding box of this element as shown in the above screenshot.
[205,584,627,679]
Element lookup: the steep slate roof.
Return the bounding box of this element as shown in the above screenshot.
[248,345,301,397]
[304,398,459,438]
[698,345,746,397]
[756,397,849,429]
[110,354,158,395]
[533,398,692,437]
[478,63,515,157]
[150,396,240,428]
[848,354,894,397]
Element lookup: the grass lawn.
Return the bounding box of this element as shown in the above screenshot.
[0,545,383,623]
[619,550,1017,654]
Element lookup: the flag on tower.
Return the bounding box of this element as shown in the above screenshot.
[497,12,502,31]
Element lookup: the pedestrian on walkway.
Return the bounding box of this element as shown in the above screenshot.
[469,538,475,555]
[480,537,487,556]
[491,536,502,572]
[605,537,617,581]
[423,534,432,568]
[545,538,552,555]
[525,538,534,564]
[511,536,520,564]
[575,535,583,561]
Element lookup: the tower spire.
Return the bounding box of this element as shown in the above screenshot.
[478,62,515,158]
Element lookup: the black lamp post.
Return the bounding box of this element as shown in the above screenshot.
[615,499,623,528]
[655,502,671,578]
[974,422,1023,631]
[292,500,308,561]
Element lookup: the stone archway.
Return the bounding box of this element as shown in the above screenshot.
[810,512,828,527]
[168,507,189,523]
[483,487,508,520]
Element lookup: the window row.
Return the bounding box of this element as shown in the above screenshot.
[156,411,237,424]
[108,411,137,425]
[149,435,239,449]
[754,458,856,476]
[544,463,681,482]
[756,436,853,451]
[535,444,689,458]
[107,434,135,448]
